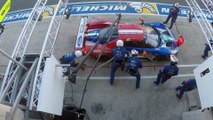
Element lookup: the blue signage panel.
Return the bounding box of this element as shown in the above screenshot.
[3,9,31,23]
[2,1,213,23]
[68,2,136,14]
[157,3,213,20]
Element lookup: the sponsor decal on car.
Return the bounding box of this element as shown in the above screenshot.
[75,17,88,49]
[77,36,83,47]
[118,29,144,34]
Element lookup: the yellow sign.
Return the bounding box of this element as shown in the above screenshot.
[0,0,11,22]
[42,5,56,17]
[128,2,158,15]
[140,3,158,14]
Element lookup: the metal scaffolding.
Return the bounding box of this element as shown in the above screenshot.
[0,0,48,104]
[0,0,67,119]
[186,0,213,53]
[202,0,213,13]
[0,0,49,119]
[29,0,67,110]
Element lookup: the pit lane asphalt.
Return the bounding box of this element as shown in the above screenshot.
[0,13,208,120]
[10,0,205,11]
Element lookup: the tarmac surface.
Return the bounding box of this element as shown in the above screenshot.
[0,13,209,120]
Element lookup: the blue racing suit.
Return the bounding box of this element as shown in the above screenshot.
[155,63,179,85]
[60,52,76,65]
[202,40,213,59]
[110,47,128,85]
[164,5,180,29]
[127,56,143,89]
[176,79,197,99]
[59,52,77,76]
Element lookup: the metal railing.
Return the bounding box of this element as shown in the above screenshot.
[29,0,67,110]
[0,0,48,103]
[186,0,213,54]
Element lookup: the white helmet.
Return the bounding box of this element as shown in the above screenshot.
[75,50,83,58]
[116,40,124,47]
[175,3,180,7]
[170,54,178,64]
[131,49,138,56]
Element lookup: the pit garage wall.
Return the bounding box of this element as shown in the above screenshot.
[37,55,65,115]
[194,56,213,109]
[2,1,213,23]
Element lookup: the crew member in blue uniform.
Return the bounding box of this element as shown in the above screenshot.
[163,3,180,29]
[0,22,5,35]
[127,49,143,89]
[110,40,128,85]
[60,50,83,76]
[201,40,213,59]
[176,78,197,99]
[60,50,83,65]
[154,55,179,85]
[64,7,71,19]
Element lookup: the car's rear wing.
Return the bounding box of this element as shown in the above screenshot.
[75,16,88,49]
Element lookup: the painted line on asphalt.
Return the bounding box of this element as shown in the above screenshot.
[178,64,199,68]
[77,73,194,80]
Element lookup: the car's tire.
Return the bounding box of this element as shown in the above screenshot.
[154,55,169,61]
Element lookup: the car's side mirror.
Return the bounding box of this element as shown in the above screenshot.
[177,35,184,47]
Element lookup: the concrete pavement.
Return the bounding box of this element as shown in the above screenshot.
[0,13,210,120]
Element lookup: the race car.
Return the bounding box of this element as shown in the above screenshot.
[75,16,184,61]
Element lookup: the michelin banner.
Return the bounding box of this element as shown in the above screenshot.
[3,5,56,23]
[70,2,158,15]
[157,3,213,20]
[2,1,213,23]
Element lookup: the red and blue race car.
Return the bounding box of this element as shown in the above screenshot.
[75,16,184,61]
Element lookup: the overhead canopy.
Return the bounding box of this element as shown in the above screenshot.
[193,55,213,109]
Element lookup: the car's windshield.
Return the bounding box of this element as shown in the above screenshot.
[157,28,176,41]
[87,25,118,43]
[99,25,118,42]
[143,25,160,48]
